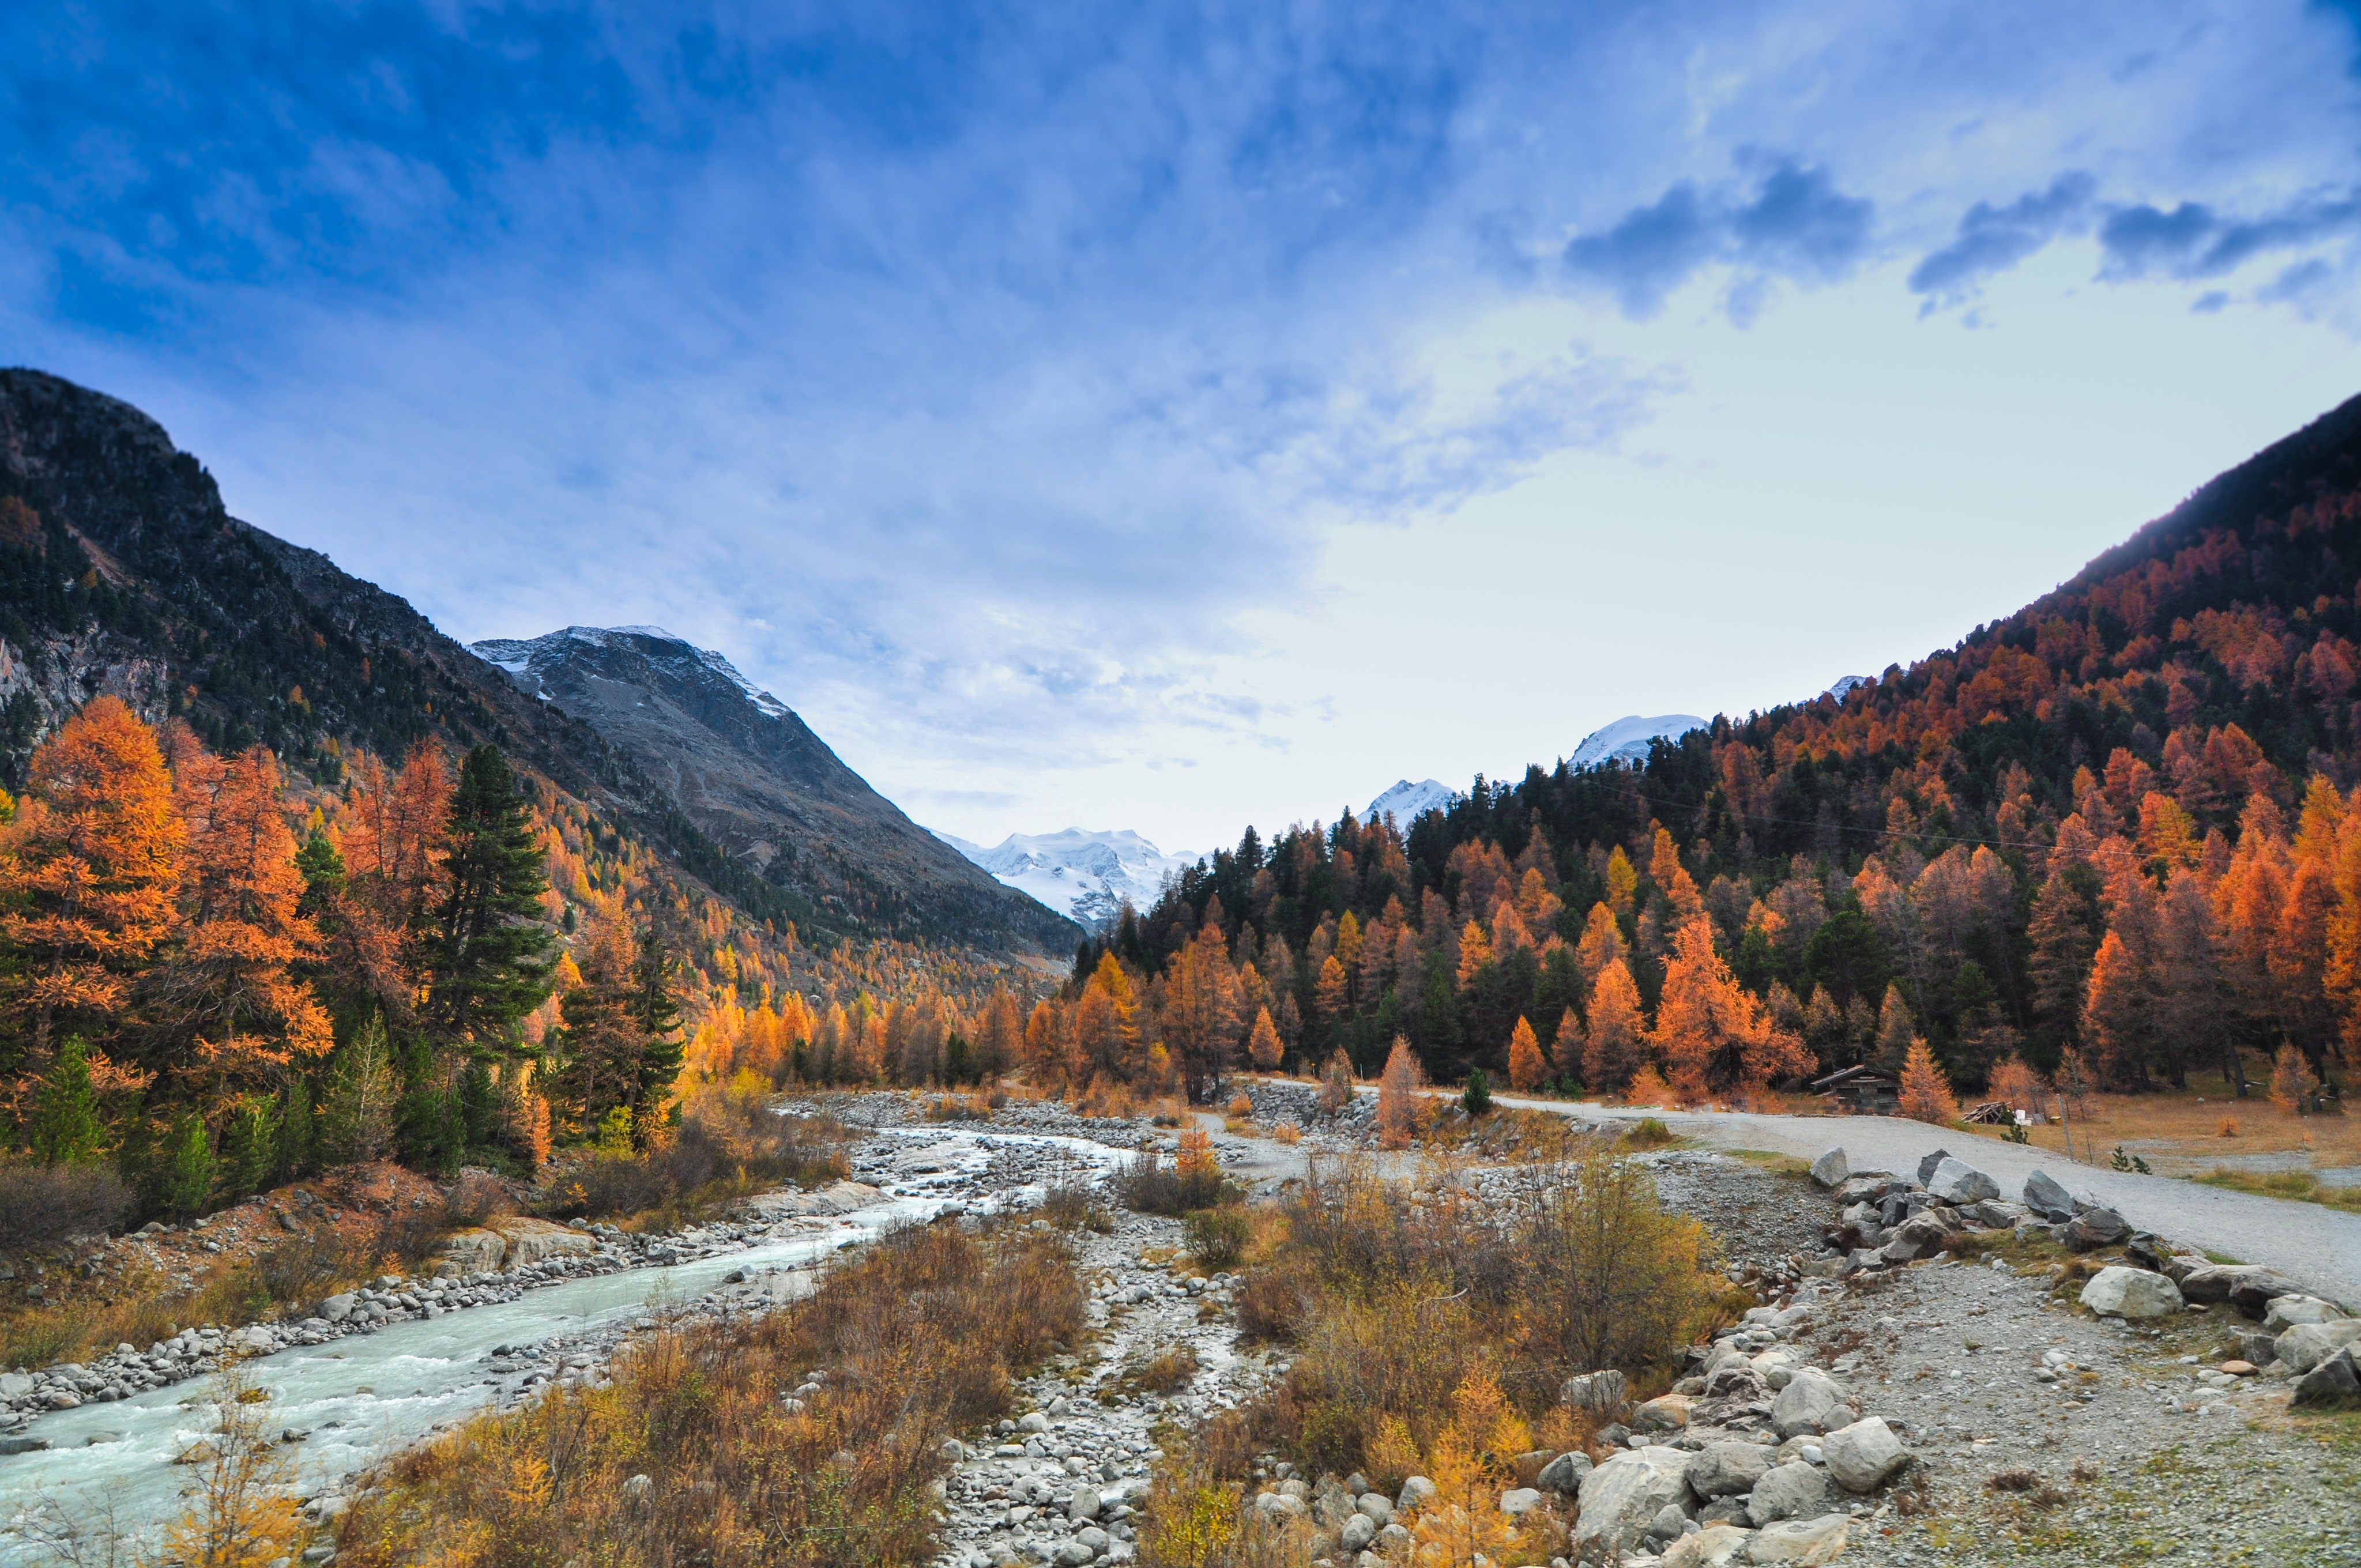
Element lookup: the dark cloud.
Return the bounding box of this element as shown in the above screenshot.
[1562,157,1873,319]
[1907,172,2095,302]
[2098,190,2361,280]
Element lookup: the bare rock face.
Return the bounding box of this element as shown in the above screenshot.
[487,1218,594,1266]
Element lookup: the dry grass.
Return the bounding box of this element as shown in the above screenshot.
[2195,1166,2361,1215]
[1954,1079,2359,1177]
[336,1222,1085,1568]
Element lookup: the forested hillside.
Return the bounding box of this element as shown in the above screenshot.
[1023,390,2361,1105]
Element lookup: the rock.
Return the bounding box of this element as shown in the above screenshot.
[2221,1359,2258,1376]
[2062,1208,2129,1252]
[2263,1295,2344,1333]
[1771,1369,1852,1438]
[2293,1347,2360,1408]
[0,1435,52,1455]
[2077,1266,2184,1320]
[442,1229,507,1272]
[1538,1450,1594,1494]
[1926,1157,1999,1206]
[2022,1169,2074,1222]
[1660,1523,1753,1568]
[1017,1412,1051,1433]
[1809,1148,1849,1188]
[1054,1542,1095,1567]
[1915,1148,1952,1185]
[321,1293,356,1322]
[1355,1492,1394,1525]
[1880,1214,1951,1263]
[174,1441,220,1466]
[1821,1418,1911,1493]
[1561,1368,1628,1413]
[1396,1476,1437,1513]
[1339,1514,1376,1552]
[1070,1488,1103,1521]
[1745,1513,1851,1565]
[2227,1268,2306,1318]
[1645,1503,1691,1542]
[1632,1392,1695,1432]
[1575,1446,1697,1557]
[2273,1319,2361,1374]
[1746,1461,1832,1527]
[1313,1476,1357,1528]
[1498,1487,1543,1517]
[0,1372,33,1399]
[622,1475,653,1498]
[1685,1441,1771,1499]
[487,1217,596,1266]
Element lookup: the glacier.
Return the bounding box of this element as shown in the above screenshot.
[1568,713,1708,768]
[932,827,1199,932]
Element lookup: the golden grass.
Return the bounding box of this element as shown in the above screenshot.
[336,1222,1085,1568]
[2194,1166,2361,1214]
[1955,1080,2359,1177]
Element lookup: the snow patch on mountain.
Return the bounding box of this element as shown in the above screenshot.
[932,827,1200,932]
[1825,674,1873,702]
[473,627,793,720]
[1364,779,1455,824]
[1569,714,1707,768]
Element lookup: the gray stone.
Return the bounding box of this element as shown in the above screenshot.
[1809,1148,1848,1188]
[1744,1514,1851,1565]
[321,1293,356,1322]
[1075,1528,1109,1555]
[1396,1475,1437,1513]
[1561,1368,1627,1413]
[1915,1148,1952,1185]
[1880,1213,1952,1263]
[1661,1522,1753,1568]
[1497,1487,1543,1517]
[1070,1488,1102,1521]
[1645,1503,1691,1542]
[2227,1268,2306,1318]
[2262,1295,2344,1333]
[1632,1392,1695,1432]
[1821,1418,1911,1493]
[1017,1412,1050,1433]
[0,1435,52,1455]
[1312,1476,1357,1528]
[2077,1266,2184,1320]
[1575,1446,1696,1556]
[1339,1514,1376,1552]
[1771,1369,1852,1438]
[1685,1441,1771,1499]
[1354,1492,1393,1525]
[2022,1169,2074,1222]
[1537,1450,1594,1494]
[1054,1542,1095,1567]
[1926,1157,2000,1206]
[2062,1208,2130,1252]
[2292,1347,2360,1408]
[0,1372,33,1399]
[2273,1319,2361,1374]
[1746,1460,1832,1526]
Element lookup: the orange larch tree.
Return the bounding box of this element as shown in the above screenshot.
[1580,959,1647,1096]
[1896,1036,1960,1125]
[1650,917,1811,1102]
[1505,1015,1545,1092]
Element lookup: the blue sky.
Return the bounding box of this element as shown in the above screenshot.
[8,2,2361,854]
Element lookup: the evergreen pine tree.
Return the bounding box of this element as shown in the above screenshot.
[1462,1065,1492,1116]
[293,824,347,915]
[219,1095,278,1198]
[29,1035,106,1165]
[323,1015,398,1164]
[460,1057,500,1148]
[396,1036,458,1172]
[276,1074,317,1181]
[162,1113,215,1218]
[424,745,555,1048]
[630,923,685,1122]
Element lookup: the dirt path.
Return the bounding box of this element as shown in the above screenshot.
[1479,1093,2361,1307]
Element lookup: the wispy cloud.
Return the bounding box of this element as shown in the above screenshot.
[1907,172,2096,306]
[1561,156,1874,319]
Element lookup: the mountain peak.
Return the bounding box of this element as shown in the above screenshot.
[1365,778,1454,823]
[1569,714,1706,769]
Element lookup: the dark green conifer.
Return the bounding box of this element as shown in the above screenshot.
[29,1036,106,1166]
[425,745,555,1047]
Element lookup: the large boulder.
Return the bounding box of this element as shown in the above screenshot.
[2263,1295,2347,1333]
[2062,1208,2130,1252]
[1880,1213,1952,1264]
[1746,1460,1832,1527]
[2274,1320,2361,1375]
[1660,1523,1753,1568]
[2227,1268,2306,1319]
[1915,1149,1953,1185]
[1561,1369,1628,1414]
[1821,1417,1912,1493]
[1631,1392,1695,1433]
[1744,1514,1851,1565]
[1574,1447,1696,1557]
[441,1228,507,1272]
[2293,1347,2360,1408]
[2022,1169,2075,1222]
[1685,1441,1772,1499]
[1771,1369,1853,1438]
[1809,1148,1849,1189]
[2078,1266,2184,1321]
[488,1217,594,1266]
[1926,1157,2000,1206]
[1537,1450,1593,1494]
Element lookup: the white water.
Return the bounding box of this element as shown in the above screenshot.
[0,1125,1135,1563]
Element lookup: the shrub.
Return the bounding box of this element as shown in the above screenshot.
[541,1100,848,1223]
[0,1157,131,1250]
[1184,1205,1251,1270]
[1272,1122,1301,1146]
[1125,1344,1201,1393]
[2218,1117,2238,1138]
[1461,1068,1492,1117]
[443,1169,517,1227]
[1621,1116,1673,1150]
[1040,1183,1113,1232]
[1119,1149,1242,1216]
[338,1223,1082,1568]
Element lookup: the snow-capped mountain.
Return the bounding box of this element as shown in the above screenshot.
[1568,713,1708,768]
[1364,778,1455,823]
[933,827,1199,932]
[1825,674,1873,701]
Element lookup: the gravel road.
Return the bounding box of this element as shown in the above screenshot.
[1484,1094,2361,1308]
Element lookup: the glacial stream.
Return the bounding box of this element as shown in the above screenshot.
[0,1125,1135,1563]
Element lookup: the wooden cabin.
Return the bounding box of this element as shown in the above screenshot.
[1812,1064,1901,1115]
